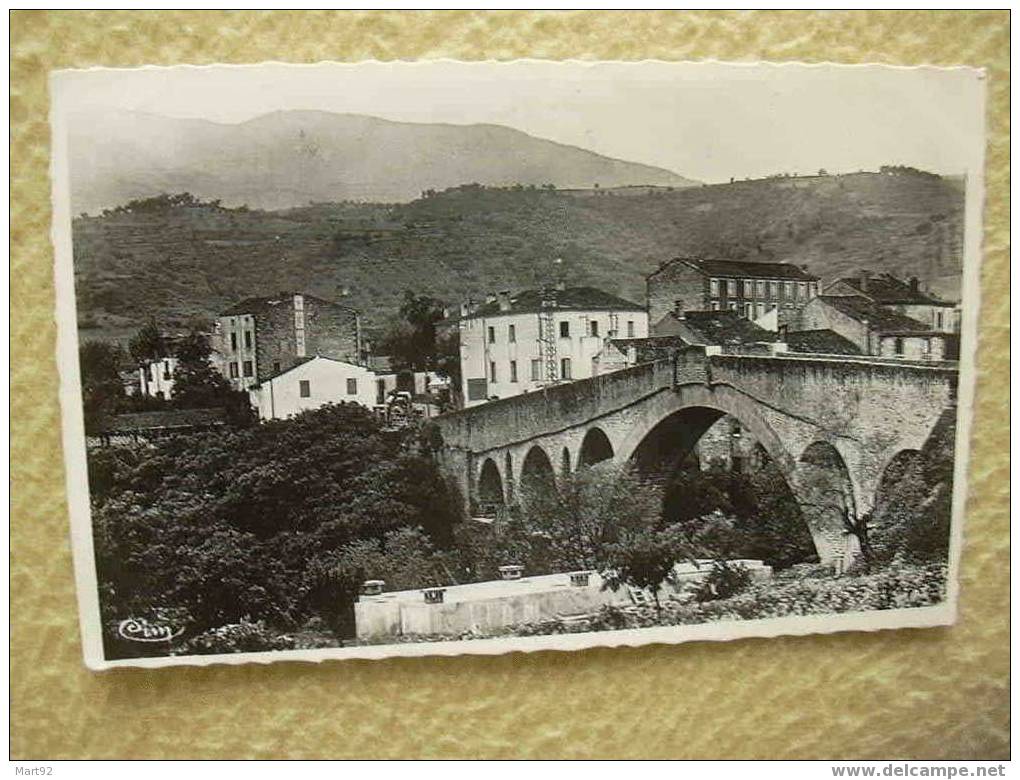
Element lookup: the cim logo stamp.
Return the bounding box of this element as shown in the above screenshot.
[117,618,183,643]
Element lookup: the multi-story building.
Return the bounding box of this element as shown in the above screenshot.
[800,295,950,361]
[213,292,362,392]
[824,273,959,334]
[646,257,820,328]
[455,285,648,407]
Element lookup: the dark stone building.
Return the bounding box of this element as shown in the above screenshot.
[213,293,362,391]
[646,257,820,328]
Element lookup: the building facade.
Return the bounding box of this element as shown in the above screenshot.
[213,293,362,392]
[646,257,820,328]
[138,356,178,399]
[454,286,648,408]
[824,273,959,334]
[800,295,949,361]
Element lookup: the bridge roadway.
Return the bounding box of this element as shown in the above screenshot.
[434,348,958,568]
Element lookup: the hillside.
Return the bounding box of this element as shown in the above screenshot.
[68,109,697,214]
[71,172,966,343]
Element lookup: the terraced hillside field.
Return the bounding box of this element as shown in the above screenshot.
[72,171,965,343]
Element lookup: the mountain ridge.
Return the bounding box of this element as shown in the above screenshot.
[67,109,699,213]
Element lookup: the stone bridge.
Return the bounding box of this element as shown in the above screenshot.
[434,349,958,568]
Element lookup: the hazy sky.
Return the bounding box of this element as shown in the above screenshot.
[54,60,985,183]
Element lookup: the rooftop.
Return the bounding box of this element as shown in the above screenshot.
[652,310,781,346]
[460,286,644,320]
[220,292,357,317]
[830,273,954,306]
[786,329,863,356]
[651,256,818,281]
[815,295,940,335]
[608,335,691,363]
[101,408,227,433]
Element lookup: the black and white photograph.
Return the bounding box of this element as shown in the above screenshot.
[50,60,986,668]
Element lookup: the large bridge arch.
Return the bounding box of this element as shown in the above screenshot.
[520,445,556,494]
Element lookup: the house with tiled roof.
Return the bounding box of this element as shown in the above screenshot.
[824,273,959,334]
[785,329,862,356]
[453,284,648,407]
[646,256,820,329]
[213,292,362,392]
[800,295,952,361]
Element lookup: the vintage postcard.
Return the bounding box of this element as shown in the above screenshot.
[50,60,986,669]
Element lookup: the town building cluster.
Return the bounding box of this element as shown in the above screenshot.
[130,258,960,426]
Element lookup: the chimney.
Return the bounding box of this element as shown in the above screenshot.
[497,290,512,312]
[460,302,471,317]
[909,277,920,293]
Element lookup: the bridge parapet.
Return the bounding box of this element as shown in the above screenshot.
[435,359,676,453]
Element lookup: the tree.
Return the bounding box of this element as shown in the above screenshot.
[79,340,125,433]
[91,402,466,656]
[380,291,447,371]
[516,463,666,572]
[602,523,693,617]
[128,318,166,365]
[170,331,231,407]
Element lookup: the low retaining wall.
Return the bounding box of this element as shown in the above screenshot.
[354,560,772,641]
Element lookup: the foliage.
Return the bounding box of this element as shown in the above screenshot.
[178,618,295,656]
[379,291,447,371]
[662,464,817,569]
[79,340,126,433]
[516,463,666,573]
[91,403,465,657]
[128,318,166,365]
[692,560,753,603]
[168,330,253,424]
[601,522,695,614]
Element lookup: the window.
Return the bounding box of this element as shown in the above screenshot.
[590,320,599,337]
[728,302,738,311]
[299,379,311,398]
[559,321,570,338]
[230,332,237,352]
[728,279,739,296]
[756,280,766,297]
[627,320,635,337]
[273,361,281,373]
[347,378,358,395]
[531,359,542,381]
[489,361,497,382]
[935,310,943,329]
[743,303,753,319]
[488,326,495,344]
[785,282,794,300]
[768,281,777,299]
[229,362,239,379]
[894,337,904,355]
[242,360,253,377]
[798,282,807,299]
[756,303,766,318]
[509,324,516,343]
[710,301,720,311]
[509,361,518,383]
[163,360,171,380]
[244,331,253,350]
[560,358,572,379]
[709,278,720,296]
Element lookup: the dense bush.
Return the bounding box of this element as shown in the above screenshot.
[692,560,753,603]
[178,618,296,656]
[91,402,465,658]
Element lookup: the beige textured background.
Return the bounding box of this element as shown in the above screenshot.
[10,10,1010,759]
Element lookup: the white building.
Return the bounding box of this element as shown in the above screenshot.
[248,356,436,421]
[138,357,178,399]
[453,285,648,408]
[249,356,383,421]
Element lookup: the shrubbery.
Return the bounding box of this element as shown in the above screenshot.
[92,402,465,658]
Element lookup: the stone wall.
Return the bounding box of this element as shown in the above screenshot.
[647,261,707,325]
